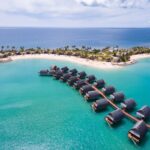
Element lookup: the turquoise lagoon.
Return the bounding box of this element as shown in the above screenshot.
[0,58,150,150]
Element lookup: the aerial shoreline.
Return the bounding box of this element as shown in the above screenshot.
[1,53,150,69]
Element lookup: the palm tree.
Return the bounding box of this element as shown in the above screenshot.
[12,46,15,51]
[1,46,4,51]
[6,45,10,51]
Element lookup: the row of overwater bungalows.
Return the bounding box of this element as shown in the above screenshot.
[39,65,150,144]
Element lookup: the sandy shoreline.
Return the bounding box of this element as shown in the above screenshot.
[1,54,150,69]
[11,54,120,69]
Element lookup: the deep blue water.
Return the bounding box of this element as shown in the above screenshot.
[0,28,150,49]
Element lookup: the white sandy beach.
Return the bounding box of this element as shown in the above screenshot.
[11,54,121,69]
[1,54,150,69]
[130,54,150,60]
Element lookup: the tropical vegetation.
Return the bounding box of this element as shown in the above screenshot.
[0,45,150,63]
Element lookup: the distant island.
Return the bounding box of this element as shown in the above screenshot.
[0,46,150,69]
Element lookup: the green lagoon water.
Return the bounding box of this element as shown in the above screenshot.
[0,58,150,150]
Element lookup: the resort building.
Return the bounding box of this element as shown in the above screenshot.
[92,99,109,112]
[121,99,136,111]
[136,105,150,120]
[105,109,124,125]
[128,120,148,143]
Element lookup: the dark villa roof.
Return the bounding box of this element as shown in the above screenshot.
[61,66,69,73]
[53,70,63,78]
[79,85,94,95]
[107,109,124,123]
[94,79,105,88]
[61,73,71,80]
[67,76,78,85]
[111,92,125,103]
[40,70,49,73]
[121,99,136,110]
[78,71,87,78]
[73,80,86,89]
[68,76,78,82]
[39,70,52,76]
[129,120,148,139]
[70,69,78,74]
[86,75,96,83]
[103,86,115,95]
[55,70,63,75]
[50,65,58,70]
[94,99,109,111]
[136,105,150,119]
[85,91,100,101]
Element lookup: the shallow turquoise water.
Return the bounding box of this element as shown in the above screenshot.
[0,58,150,150]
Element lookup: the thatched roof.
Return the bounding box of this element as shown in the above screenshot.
[112,92,125,103]
[121,99,136,110]
[103,86,115,95]
[108,109,124,123]
[129,120,148,139]
[137,105,150,119]
[94,79,105,88]
[95,99,109,109]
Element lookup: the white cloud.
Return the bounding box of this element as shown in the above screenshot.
[76,0,150,8]
[0,0,149,27]
[0,0,79,15]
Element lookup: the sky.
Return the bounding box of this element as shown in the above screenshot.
[0,0,150,27]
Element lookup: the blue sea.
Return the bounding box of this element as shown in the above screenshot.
[0,28,150,150]
[0,28,150,48]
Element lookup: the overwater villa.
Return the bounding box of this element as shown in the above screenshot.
[102,86,116,95]
[39,65,150,144]
[110,92,125,103]
[61,66,69,73]
[128,120,148,143]
[92,99,109,112]
[79,85,94,95]
[105,109,124,125]
[84,91,101,102]
[60,73,72,82]
[39,70,51,76]
[93,79,105,89]
[78,71,87,79]
[67,76,78,86]
[121,99,136,111]
[73,80,86,89]
[136,105,150,120]
[69,68,78,76]
[53,70,64,79]
[86,75,96,83]
[50,65,59,71]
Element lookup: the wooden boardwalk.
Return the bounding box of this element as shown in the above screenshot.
[91,84,150,129]
[47,67,150,129]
